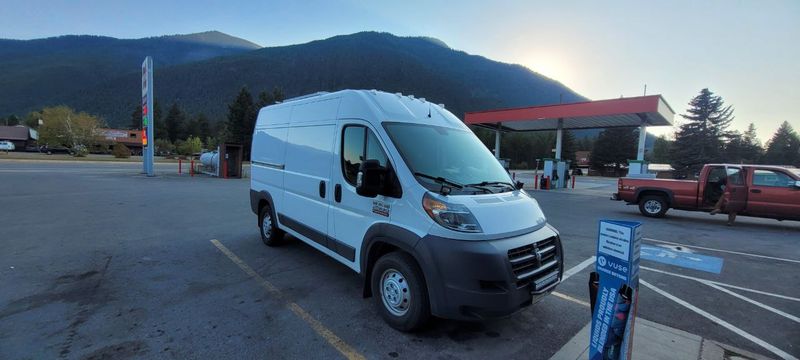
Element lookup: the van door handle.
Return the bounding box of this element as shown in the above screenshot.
[334,184,342,203]
[750,189,761,194]
[319,181,326,198]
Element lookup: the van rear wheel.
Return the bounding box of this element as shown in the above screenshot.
[371,252,430,332]
[259,204,285,246]
[639,195,669,218]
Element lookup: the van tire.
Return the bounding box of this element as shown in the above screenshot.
[639,195,668,218]
[259,204,284,246]
[371,252,430,332]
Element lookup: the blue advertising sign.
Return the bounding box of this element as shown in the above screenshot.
[590,220,641,360]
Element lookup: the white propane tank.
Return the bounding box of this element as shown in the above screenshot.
[200,151,219,170]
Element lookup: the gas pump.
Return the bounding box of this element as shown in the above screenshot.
[561,160,572,188]
[627,160,655,178]
[542,158,555,189]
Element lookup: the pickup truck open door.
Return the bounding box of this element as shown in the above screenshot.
[725,166,747,213]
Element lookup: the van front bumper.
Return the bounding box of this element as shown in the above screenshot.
[414,226,563,321]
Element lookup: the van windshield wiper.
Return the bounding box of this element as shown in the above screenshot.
[465,181,516,192]
[413,173,494,194]
[413,172,463,189]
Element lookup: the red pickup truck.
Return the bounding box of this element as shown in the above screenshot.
[612,164,800,221]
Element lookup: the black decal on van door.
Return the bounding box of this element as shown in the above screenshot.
[372,200,390,217]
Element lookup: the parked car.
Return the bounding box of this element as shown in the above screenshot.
[612,164,800,221]
[0,140,15,151]
[250,90,563,331]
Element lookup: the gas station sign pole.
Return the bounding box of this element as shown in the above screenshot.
[141,56,154,176]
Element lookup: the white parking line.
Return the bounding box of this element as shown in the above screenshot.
[552,291,591,308]
[643,237,800,264]
[703,282,800,324]
[642,266,800,302]
[561,256,595,282]
[641,280,798,360]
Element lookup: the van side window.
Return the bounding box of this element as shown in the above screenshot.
[342,126,365,185]
[366,131,388,167]
[341,125,389,185]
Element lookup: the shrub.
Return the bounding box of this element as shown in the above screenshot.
[178,136,203,156]
[154,139,175,156]
[72,145,88,157]
[112,143,131,158]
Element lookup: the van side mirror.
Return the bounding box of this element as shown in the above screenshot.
[356,160,385,198]
[515,181,524,190]
[794,180,800,189]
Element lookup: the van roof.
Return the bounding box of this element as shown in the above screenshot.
[259,89,466,130]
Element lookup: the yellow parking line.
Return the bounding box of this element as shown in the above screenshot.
[210,239,365,360]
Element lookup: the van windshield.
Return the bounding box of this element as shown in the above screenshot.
[383,122,513,194]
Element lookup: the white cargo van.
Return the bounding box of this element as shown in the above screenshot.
[250,90,563,331]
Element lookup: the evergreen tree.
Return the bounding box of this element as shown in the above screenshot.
[590,127,638,176]
[670,88,734,176]
[762,121,800,166]
[649,135,672,163]
[576,136,595,151]
[741,123,764,162]
[185,113,211,140]
[561,130,577,163]
[153,100,167,141]
[225,87,256,158]
[130,106,141,130]
[164,102,186,143]
[723,123,763,164]
[5,115,20,126]
[24,111,42,129]
[256,91,274,109]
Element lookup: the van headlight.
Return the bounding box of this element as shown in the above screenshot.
[422,193,482,233]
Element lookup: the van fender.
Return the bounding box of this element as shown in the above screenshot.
[634,187,674,204]
[250,189,276,225]
[360,223,446,312]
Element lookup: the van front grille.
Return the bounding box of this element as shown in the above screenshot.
[507,236,560,291]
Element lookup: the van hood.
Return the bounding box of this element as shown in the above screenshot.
[425,191,547,240]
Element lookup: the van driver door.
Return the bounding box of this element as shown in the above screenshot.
[329,121,399,271]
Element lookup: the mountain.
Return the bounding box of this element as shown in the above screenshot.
[0,31,584,130]
[0,31,260,117]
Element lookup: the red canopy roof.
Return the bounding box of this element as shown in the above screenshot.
[464,95,675,131]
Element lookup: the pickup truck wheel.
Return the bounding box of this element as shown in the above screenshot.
[639,195,669,218]
[371,252,430,332]
[259,204,285,246]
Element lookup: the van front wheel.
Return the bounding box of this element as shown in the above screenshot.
[371,252,430,332]
[259,204,284,246]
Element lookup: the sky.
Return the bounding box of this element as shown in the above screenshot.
[1,0,798,142]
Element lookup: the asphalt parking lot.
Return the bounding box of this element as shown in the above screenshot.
[1,161,798,359]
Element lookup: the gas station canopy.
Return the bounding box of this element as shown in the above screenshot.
[464,95,675,131]
[463,94,677,186]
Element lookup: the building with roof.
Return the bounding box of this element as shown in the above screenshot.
[94,129,143,155]
[0,125,38,151]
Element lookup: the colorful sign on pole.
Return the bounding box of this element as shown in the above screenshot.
[590,220,641,360]
[141,56,154,176]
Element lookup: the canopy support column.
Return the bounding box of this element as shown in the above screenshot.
[636,114,647,161]
[494,123,501,159]
[555,118,563,160]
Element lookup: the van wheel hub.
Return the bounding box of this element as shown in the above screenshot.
[380,269,410,316]
[261,212,272,238]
